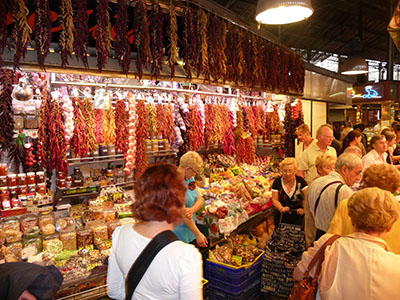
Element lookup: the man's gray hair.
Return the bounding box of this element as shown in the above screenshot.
[335,152,363,171]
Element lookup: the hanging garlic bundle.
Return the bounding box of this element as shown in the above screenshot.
[62,87,75,142]
[124,93,137,176]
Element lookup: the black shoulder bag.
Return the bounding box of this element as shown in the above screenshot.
[313,181,343,216]
[125,230,178,300]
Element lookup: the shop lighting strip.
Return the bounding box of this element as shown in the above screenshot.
[51,80,239,98]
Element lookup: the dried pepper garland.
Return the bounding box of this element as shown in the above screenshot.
[49,100,68,175]
[59,0,74,68]
[94,109,104,144]
[73,0,89,68]
[11,0,32,69]
[0,1,10,66]
[188,104,204,151]
[115,99,128,154]
[115,0,130,74]
[150,2,164,78]
[204,103,215,148]
[168,2,178,78]
[284,102,295,157]
[96,0,112,71]
[156,103,174,142]
[103,103,116,146]
[146,103,157,138]
[70,98,88,157]
[134,0,152,79]
[208,15,226,82]
[135,100,149,178]
[0,70,15,152]
[38,90,51,169]
[197,9,209,79]
[183,8,196,79]
[34,0,52,70]
[222,111,235,156]
[81,98,97,153]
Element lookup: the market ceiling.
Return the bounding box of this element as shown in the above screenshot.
[210,0,397,65]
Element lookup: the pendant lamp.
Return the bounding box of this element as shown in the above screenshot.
[340,55,369,75]
[255,0,314,25]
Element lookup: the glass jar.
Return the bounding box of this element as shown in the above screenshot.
[0,176,7,187]
[5,242,23,262]
[39,212,55,235]
[17,185,28,196]
[57,180,66,189]
[3,218,22,243]
[7,174,17,187]
[8,187,17,199]
[36,183,46,195]
[77,229,93,249]
[0,164,8,176]
[17,173,26,186]
[27,184,36,194]
[152,139,159,152]
[20,214,38,236]
[57,171,65,180]
[106,220,121,238]
[103,208,116,223]
[42,233,63,254]
[56,217,75,233]
[26,172,36,185]
[93,224,108,250]
[59,231,77,250]
[36,171,45,184]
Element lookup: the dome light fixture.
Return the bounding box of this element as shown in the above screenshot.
[255,0,314,25]
[340,55,369,75]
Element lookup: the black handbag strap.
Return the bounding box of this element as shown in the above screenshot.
[334,183,344,208]
[313,181,342,216]
[125,230,178,300]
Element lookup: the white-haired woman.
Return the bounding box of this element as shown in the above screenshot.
[272,157,308,227]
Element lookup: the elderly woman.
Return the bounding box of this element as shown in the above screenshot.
[294,187,400,299]
[271,157,308,227]
[315,154,336,177]
[107,163,203,300]
[328,163,400,253]
[174,151,208,248]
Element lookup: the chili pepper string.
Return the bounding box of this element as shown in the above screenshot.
[34,0,52,70]
[135,100,149,178]
[38,89,51,169]
[12,0,32,69]
[73,0,89,68]
[115,99,128,154]
[115,0,130,74]
[222,111,235,156]
[70,98,88,158]
[0,70,15,152]
[168,2,178,78]
[81,98,97,153]
[150,2,164,78]
[0,1,10,66]
[59,0,74,67]
[96,0,112,72]
[94,109,104,144]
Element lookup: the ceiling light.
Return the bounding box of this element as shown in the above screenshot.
[255,0,313,25]
[340,55,369,75]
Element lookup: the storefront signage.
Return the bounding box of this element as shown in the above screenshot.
[352,85,383,99]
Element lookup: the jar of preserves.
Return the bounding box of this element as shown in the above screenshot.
[0,176,7,187]
[8,187,17,199]
[36,171,45,184]
[7,174,17,187]
[17,185,28,196]
[57,171,65,180]
[152,139,159,152]
[0,164,8,176]
[17,173,26,186]
[57,180,66,189]
[27,184,36,194]
[36,183,46,195]
[66,176,72,189]
[39,212,55,235]
[26,172,36,185]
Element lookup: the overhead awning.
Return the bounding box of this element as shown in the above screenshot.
[388,1,400,51]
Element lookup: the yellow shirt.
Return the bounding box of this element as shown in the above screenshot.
[328,199,400,254]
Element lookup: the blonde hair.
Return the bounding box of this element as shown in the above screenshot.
[315,154,336,171]
[362,164,400,193]
[279,157,297,170]
[179,151,203,169]
[348,188,400,233]
[296,124,311,134]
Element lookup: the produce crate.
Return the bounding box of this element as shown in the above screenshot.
[205,251,264,286]
[210,270,261,294]
[208,278,262,300]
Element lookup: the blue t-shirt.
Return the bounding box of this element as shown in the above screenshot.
[173,177,198,243]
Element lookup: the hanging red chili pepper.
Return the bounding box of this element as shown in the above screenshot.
[59,0,74,67]
[135,100,149,178]
[204,104,215,148]
[38,90,52,170]
[0,70,16,152]
[115,99,129,154]
[168,2,178,78]
[81,98,97,153]
[115,0,131,74]
[183,8,197,79]
[222,111,235,156]
[96,0,112,72]
[197,9,209,79]
[94,109,104,144]
[11,0,32,69]
[150,2,164,78]
[34,0,52,70]
[73,0,89,68]
[70,98,89,158]
[0,1,10,66]
[134,0,152,79]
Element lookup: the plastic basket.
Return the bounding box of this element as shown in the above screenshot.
[209,270,261,294]
[205,251,264,286]
[208,278,261,300]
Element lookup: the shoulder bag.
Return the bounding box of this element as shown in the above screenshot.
[288,234,340,300]
[125,230,178,300]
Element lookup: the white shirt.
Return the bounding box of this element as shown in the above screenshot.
[298,143,337,184]
[362,149,388,170]
[107,225,203,300]
[297,233,400,300]
[308,172,354,232]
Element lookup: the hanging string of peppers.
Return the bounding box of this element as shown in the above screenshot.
[38,90,51,170]
[183,8,196,79]
[0,70,16,152]
[94,109,104,144]
[150,2,164,78]
[103,101,116,146]
[34,0,52,70]
[222,111,235,156]
[134,0,152,79]
[73,0,89,68]
[0,1,10,66]
[70,97,88,157]
[168,2,178,78]
[96,0,112,72]
[135,100,149,178]
[115,99,128,154]
[204,103,215,148]
[197,9,209,79]
[146,103,158,138]
[115,0,130,74]
[234,109,246,163]
[59,0,74,68]
[12,0,32,69]
[284,102,295,157]
[81,98,97,153]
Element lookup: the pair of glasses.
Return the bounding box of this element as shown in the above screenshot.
[281,169,295,174]
[189,167,202,177]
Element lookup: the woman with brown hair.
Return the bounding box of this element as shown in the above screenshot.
[341,130,365,155]
[107,163,203,300]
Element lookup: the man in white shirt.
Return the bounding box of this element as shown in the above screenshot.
[362,135,388,170]
[307,153,363,243]
[298,124,337,184]
[295,124,316,159]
